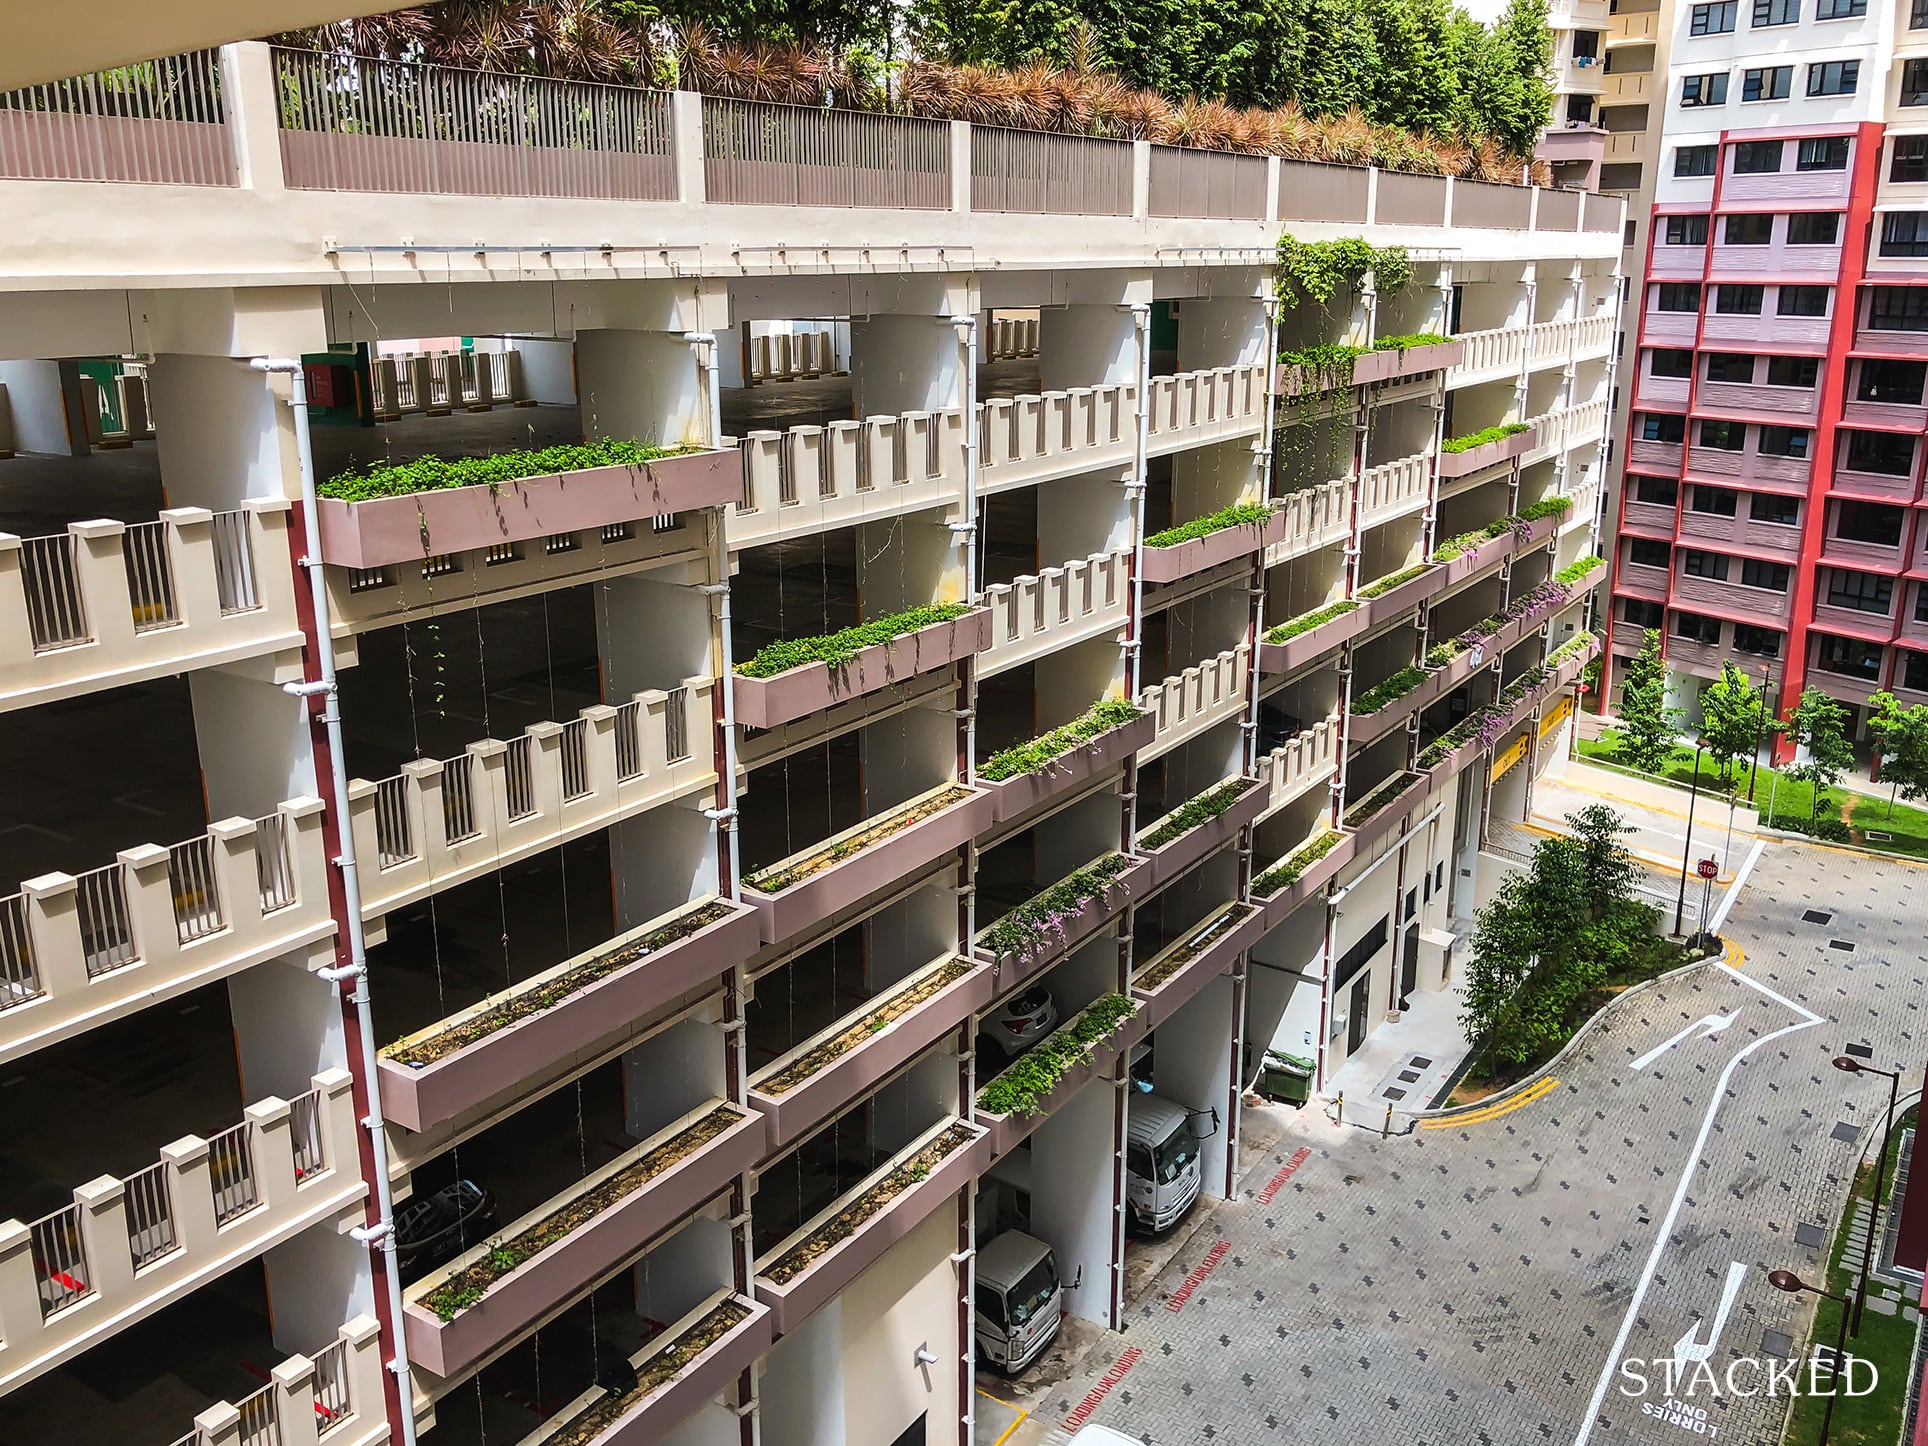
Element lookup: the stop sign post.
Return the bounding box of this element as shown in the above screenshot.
[1696,857,1718,940]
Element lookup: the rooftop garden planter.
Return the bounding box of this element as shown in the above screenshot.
[1134,777,1267,888]
[977,698,1156,823]
[1437,422,1536,479]
[974,852,1143,987]
[1131,903,1266,1030]
[1259,598,1368,675]
[1355,563,1445,624]
[732,604,992,731]
[315,441,738,570]
[1139,502,1285,584]
[378,898,760,1133]
[748,956,992,1149]
[755,1117,989,1334]
[405,1099,764,1378]
[537,1291,772,1446]
[1342,770,1428,848]
[741,783,994,946]
[1254,828,1353,926]
[975,995,1145,1155]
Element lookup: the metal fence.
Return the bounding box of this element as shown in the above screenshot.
[1275,159,1369,222]
[168,834,223,944]
[1456,177,1533,230]
[74,863,137,976]
[122,521,178,631]
[702,97,950,209]
[504,736,536,821]
[1375,169,1448,227]
[666,686,691,762]
[272,47,677,200]
[1147,145,1266,220]
[210,509,260,614]
[442,754,480,843]
[20,533,89,651]
[313,1337,352,1434]
[1535,187,1581,232]
[207,1119,258,1224]
[559,718,590,801]
[289,1085,325,1180]
[0,49,234,185]
[235,1380,280,1446]
[0,892,38,1010]
[30,1202,89,1316]
[124,1159,177,1269]
[374,775,413,867]
[971,126,1132,215]
[254,811,297,913]
[614,699,644,781]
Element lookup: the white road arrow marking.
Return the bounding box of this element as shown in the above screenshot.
[1630,1010,1741,1071]
[1673,1261,1749,1364]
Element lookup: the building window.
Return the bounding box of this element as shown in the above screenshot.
[1704,353,1753,383]
[1904,59,1928,106]
[1827,570,1895,614]
[1907,651,1928,692]
[1915,0,1928,27]
[1641,413,1687,442]
[1731,140,1784,173]
[1675,145,1719,178]
[1657,282,1703,311]
[1774,285,1828,317]
[1691,485,1741,516]
[1758,425,1812,458]
[1650,349,1695,379]
[1665,214,1711,245]
[1691,0,1739,30]
[1629,537,1673,568]
[1816,0,1867,13]
[1682,73,1730,106]
[1857,358,1928,405]
[1733,624,1783,657]
[1699,420,1747,451]
[1807,60,1860,95]
[1765,356,1818,388]
[1843,430,1915,476]
[1723,213,1774,245]
[1836,499,1904,546]
[1751,493,1799,525]
[1797,136,1850,170]
[1881,212,1928,258]
[1635,475,1680,505]
[1815,634,1883,680]
[1682,550,1730,580]
[1786,212,1840,245]
[1715,284,1765,314]
[1893,136,1928,183]
[1868,287,1928,331]
[1740,67,1792,103]
[1741,559,1792,591]
[1753,0,1800,20]
[1674,610,1724,644]
[1574,28,1601,58]
[1623,597,1666,628]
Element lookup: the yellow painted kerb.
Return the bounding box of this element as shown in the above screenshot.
[1421,1074,1562,1129]
[976,1387,1029,1446]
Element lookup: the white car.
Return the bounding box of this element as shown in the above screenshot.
[984,985,1058,1059]
[1069,1427,1143,1445]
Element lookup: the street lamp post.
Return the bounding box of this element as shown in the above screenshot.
[1832,1056,1903,1336]
[1748,660,1775,805]
[1673,740,1708,938]
[1767,1268,1853,1446]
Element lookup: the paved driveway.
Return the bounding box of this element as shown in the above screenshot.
[1024,841,1922,1445]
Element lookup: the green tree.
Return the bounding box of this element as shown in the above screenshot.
[1782,687,1853,820]
[1566,803,1643,917]
[1868,691,1928,818]
[1615,628,1679,776]
[1698,661,1763,788]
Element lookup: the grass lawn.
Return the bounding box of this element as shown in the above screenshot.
[1578,730,1928,859]
[1782,1107,1920,1446]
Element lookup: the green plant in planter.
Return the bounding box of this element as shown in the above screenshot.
[319,437,692,502]
[1554,554,1606,586]
[1441,422,1530,454]
[1371,331,1451,353]
[1265,598,1359,644]
[1356,564,1432,599]
[1351,665,1426,715]
[979,697,1144,781]
[735,603,970,679]
[1516,495,1574,522]
[1252,830,1344,896]
[1275,235,1414,308]
[1137,779,1250,851]
[1144,500,1272,549]
[977,994,1137,1117]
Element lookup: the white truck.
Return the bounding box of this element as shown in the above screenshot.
[974,1225,1066,1374]
[1124,1093,1210,1234]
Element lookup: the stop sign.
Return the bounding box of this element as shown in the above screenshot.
[1696,858,1718,881]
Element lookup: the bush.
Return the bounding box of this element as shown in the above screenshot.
[1351,665,1426,715]
[1252,830,1343,896]
[735,604,970,679]
[1554,554,1606,586]
[319,438,689,502]
[1372,331,1452,353]
[1768,813,1850,842]
[1138,779,1249,851]
[1356,564,1432,599]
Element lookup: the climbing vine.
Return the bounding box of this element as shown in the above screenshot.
[1274,234,1414,309]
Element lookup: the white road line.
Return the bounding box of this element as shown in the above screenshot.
[1708,837,1767,935]
[1571,1008,1823,1446]
[1723,958,1824,1025]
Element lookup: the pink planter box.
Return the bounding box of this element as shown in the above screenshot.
[733,608,992,731]
[1353,339,1465,383]
[1273,362,1354,398]
[1438,512,1558,586]
[1256,832,1357,929]
[977,1009,1150,1156]
[1348,687,1425,750]
[1131,904,1266,1032]
[1136,779,1267,889]
[980,711,1157,824]
[1424,734,1489,784]
[1139,509,1286,585]
[1357,567,1446,628]
[974,855,1149,994]
[742,787,994,947]
[749,959,995,1151]
[404,1103,766,1378]
[579,1295,774,1446]
[1437,426,1538,479]
[378,901,761,1133]
[1259,605,1369,675]
[755,1122,990,1334]
[1346,774,1435,852]
[315,449,743,570]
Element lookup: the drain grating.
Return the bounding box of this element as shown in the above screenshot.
[1794,1222,1826,1248]
[1761,1329,1793,1358]
[1382,1086,1407,1101]
[1802,909,1833,925]
[1411,1056,1434,1068]
[1846,1042,1874,1060]
[1833,1121,1861,1144]
[1829,940,1856,952]
[1398,1069,1422,1083]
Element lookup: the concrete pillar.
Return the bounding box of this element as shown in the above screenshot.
[850,314,959,418]
[1034,636,1126,747]
[624,1015,728,1140]
[759,1300,847,1446]
[0,360,89,456]
[1175,299,1266,372]
[1028,1074,1121,1325]
[576,329,707,449]
[510,338,577,404]
[229,956,345,1103]
[856,510,960,619]
[271,1356,322,1446]
[1149,974,1238,1198]
[1172,439,1261,532]
[150,354,302,507]
[714,322,746,391]
[1038,474,1132,572]
[190,667,318,820]
[1038,306,1137,393]
[262,1220,375,1357]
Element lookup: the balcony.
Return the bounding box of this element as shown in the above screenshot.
[1433,507,1562,588]
[168,1316,385,1446]
[1812,598,1897,640]
[404,1098,765,1378]
[975,998,1145,1155]
[1637,375,1690,409]
[1357,454,1430,529]
[1134,777,1268,888]
[754,1117,988,1333]
[1264,479,1352,567]
[1616,558,1670,600]
[1536,126,1605,172]
[347,680,717,918]
[1642,311,1697,347]
[1842,397,1928,432]
[0,504,303,713]
[1357,562,1449,627]
[1621,498,1675,534]
[979,549,1129,678]
[1259,717,1341,820]
[1343,770,1431,851]
[1722,167,1852,207]
[978,701,1154,825]
[1703,312,1829,349]
[1131,901,1266,1030]
[1698,381,1819,423]
[1709,239,1840,281]
[1450,326,1527,384]
[1832,469,1918,505]
[749,954,989,1149]
[0,1070,361,1392]
[1682,510,1801,557]
[1254,827,1355,926]
[1137,644,1251,762]
[1673,573,1791,621]
[377,897,760,1133]
[0,799,334,1066]
[1821,535,1907,572]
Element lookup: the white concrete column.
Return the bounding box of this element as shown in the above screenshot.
[1038,306,1137,393]
[190,667,318,819]
[624,1015,728,1141]
[714,322,746,390]
[759,1300,847,1446]
[1175,298,1266,371]
[1038,475,1132,571]
[576,329,707,449]
[150,354,302,507]
[1028,1074,1122,1326]
[856,512,958,617]
[0,360,89,456]
[850,314,959,418]
[509,338,577,404]
[1148,974,1239,1198]
[262,1218,376,1357]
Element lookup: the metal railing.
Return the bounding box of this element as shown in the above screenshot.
[665,685,691,762]
[206,1119,258,1225]
[0,48,234,185]
[559,718,590,801]
[0,892,38,1010]
[614,699,644,781]
[971,125,1132,215]
[374,775,414,866]
[442,753,480,843]
[254,811,297,913]
[271,48,676,200]
[210,508,261,613]
[30,1202,89,1316]
[20,533,90,651]
[235,1380,280,1446]
[504,736,536,820]
[1147,144,1266,220]
[702,96,949,209]
[124,1159,178,1269]
[122,521,179,631]
[312,1337,352,1435]
[74,863,137,976]
[168,834,224,944]
[289,1086,325,1180]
